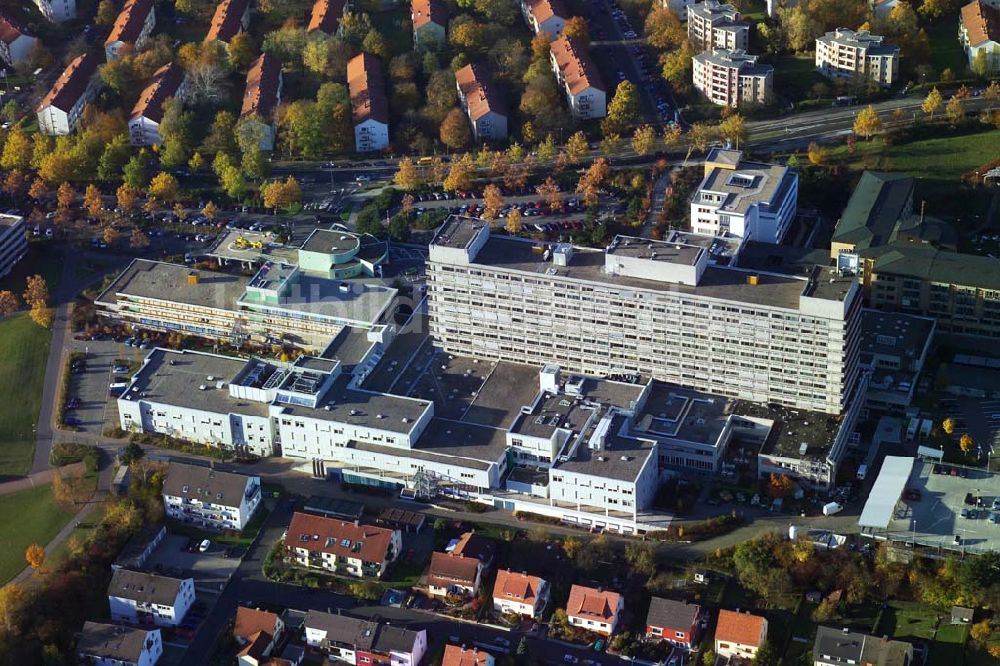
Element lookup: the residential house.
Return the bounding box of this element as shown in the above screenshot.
[36,52,102,135]
[443,644,495,666]
[285,511,401,578]
[566,585,623,636]
[34,0,76,22]
[241,53,283,151]
[129,62,187,146]
[960,0,1000,74]
[687,1,749,52]
[813,626,914,666]
[815,29,899,86]
[347,53,389,152]
[715,609,768,661]
[492,570,549,617]
[308,0,348,35]
[105,0,156,61]
[427,550,482,598]
[206,0,251,44]
[411,0,447,45]
[520,0,568,37]
[76,622,163,666]
[234,606,285,666]
[692,48,773,107]
[645,598,702,649]
[448,531,497,569]
[162,462,262,531]
[549,35,607,119]
[108,569,196,628]
[0,14,38,66]
[455,63,507,142]
[303,610,428,666]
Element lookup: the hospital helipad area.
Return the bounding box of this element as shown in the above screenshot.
[860,456,1000,554]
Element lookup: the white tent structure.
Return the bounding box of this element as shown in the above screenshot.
[858,456,915,530]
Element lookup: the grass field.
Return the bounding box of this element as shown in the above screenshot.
[773,54,828,103]
[926,18,969,79]
[0,483,76,584]
[0,313,52,477]
[874,600,967,666]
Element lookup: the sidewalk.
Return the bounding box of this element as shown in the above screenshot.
[0,461,85,497]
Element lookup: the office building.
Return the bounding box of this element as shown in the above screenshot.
[861,310,935,412]
[34,0,76,22]
[412,0,447,44]
[308,0,347,35]
[36,52,102,135]
[690,148,798,244]
[129,63,187,146]
[107,569,195,628]
[348,53,389,152]
[455,63,508,142]
[815,29,899,86]
[161,462,261,531]
[549,36,607,119]
[76,622,162,666]
[0,14,38,66]
[960,0,1000,74]
[205,0,251,44]
[693,48,773,107]
[0,214,27,280]
[105,0,155,61]
[241,53,282,151]
[520,0,568,37]
[687,1,749,52]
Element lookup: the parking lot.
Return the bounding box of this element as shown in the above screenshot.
[146,534,243,587]
[63,337,145,435]
[938,396,1000,463]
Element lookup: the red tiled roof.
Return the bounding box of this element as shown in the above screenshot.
[715,609,766,647]
[130,62,184,124]
[286,512,395,563]
[241,52,281,120]
[308,0,347,34]
[455,64,506,121]
[526,0,568,24]
[550,35,605,95]
[412,0,447,31]
[206,0,249,43]
[961,0,1000,47]
[233,607,280,643]
[493,570,544,604]
[105,0,154,47]
[567,585,620,622]
[443,644,493,666]
[347,52,389,125]
[428,551,480,587]
[37,52,100,113]
[0,12,31,46]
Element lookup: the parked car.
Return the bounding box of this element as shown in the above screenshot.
[198,539,211,553]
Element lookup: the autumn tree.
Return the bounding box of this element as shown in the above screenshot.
[0,289,17,318]
[30,303,53,328]
[660,41,694,93]
[130,228,150,249]
[945,95,965,125]
[103,225,120,245]
[562,536,582,558]
[602,80,641,136]
[25,543,44,569]
[718,114,747,149]
[202,200,219,220]
[767,473,794,498]
[149,172,180,202]
[483,184,503,221]
[440,107,472,151]
[23,274,48,309]
[28,177,47,201]
[0,583,24,633]
[688,122,718,153]
[56,181,75,210]
[394,157,422,190]
[261,176,302,212]
[537,177,562,209]
[505,207,523,234]
[922,88,943,118]
[84,184,104,218]
[563,16,590,43]
[2,169,25,200]
[95,0,116,24]
[644,7,684,49]
[577,157,610,207]
[942,418,955,435]
[0,127,33,171]
[443,153,475,192]
[807,142,827,166]
[565,131,589,163]
[632,125,657,156]
[960,433,975,453]
[116,184,137,215]
[853,105,881,140]
[971,620,992,643]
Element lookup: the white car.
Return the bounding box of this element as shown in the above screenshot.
[198,539,211,553]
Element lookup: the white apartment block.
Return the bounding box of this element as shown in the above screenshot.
[661,0,698,20]
[161,462,261,531]
[36,52,102,135]
[129,62,188,146]
[960,0,1000,74]
[285,511,402,578]
[815,29,899,86]
[520,0,568,37]
[348,53,390,153]
[455,63,508,142]
[0,214,27,280]
[550,36,607,120]
[427,217,861,416]
[687,1,749,52]
[34,0,76,22]
[0,15,38,66]
[690,148,798,244]
[105,0,156,62]
[693,48,773,107]
[76,622,162,666]
[108,569,195,628]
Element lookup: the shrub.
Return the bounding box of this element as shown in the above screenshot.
[49,442,99,473]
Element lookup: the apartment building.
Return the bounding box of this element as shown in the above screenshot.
[549,36,607,119]
[241,53,282,151]
[815,29,899,86]
[715,609,768,661]
[492,570,549,617]
[161,462,261,531]
[285,511,401,577]
[566,585,623,635]
[0,14,38,66]
[34,0,76,22]
[36,52,102,135]
[444,645,495,666]
[693,48,773,107]
[426,216,861,416]
[428,550,482,597]
[520,0,568,37]
[412,0,448,45]
[813,626,914,666]
[76,622,162,666]
[108,569,195,628]
[0,214,27,279]
[347,53,389,152]
[687,1,749,52]
[662,0,699,20]
[304,611,427,666]
[645,598,702,649]
[205,0,251,44]
[960,0,1000,74]
[105,0,156,61]
[129,63,187,146]
[308,0,347,35]
[455,63,508,142]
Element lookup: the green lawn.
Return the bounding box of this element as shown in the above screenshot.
[931,623,969,666]
[0,313,52,476]
[876,600,940,641]
[925,17,969,80]
[772,54,828,103]
[0,483,76,584]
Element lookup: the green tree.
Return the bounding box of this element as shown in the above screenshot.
[122,154,149,189]
[95,0,116,25]
[388,215,410,241]
[0,128,32,171]
[602,80,641,136]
